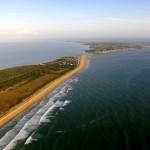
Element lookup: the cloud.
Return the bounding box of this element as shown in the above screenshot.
[17,30,37,35]
[0,29,37,35]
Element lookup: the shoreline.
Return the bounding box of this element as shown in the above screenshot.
[0,53,88,127]
[86,47,150,54]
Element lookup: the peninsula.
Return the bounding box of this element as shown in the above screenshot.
[84,42,148,54]
[0,42,148,127]
[0,54,87,126]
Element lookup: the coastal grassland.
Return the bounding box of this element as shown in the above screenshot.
[0,56,78,116]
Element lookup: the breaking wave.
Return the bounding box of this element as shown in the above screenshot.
[0,77,78,150]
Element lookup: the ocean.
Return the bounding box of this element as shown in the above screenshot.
[0,43,150,150]
[0,40,88,69]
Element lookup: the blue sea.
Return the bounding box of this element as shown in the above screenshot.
[0,40,89,69]
[0,41,150,150]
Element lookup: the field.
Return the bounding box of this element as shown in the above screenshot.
[0,56,78,116]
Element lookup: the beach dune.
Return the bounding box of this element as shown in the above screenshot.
[0,53,88,127]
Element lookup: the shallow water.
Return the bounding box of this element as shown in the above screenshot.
[0,48,150,150]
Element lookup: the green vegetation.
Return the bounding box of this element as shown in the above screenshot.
[0,56,78,116]
[85,42,147,54]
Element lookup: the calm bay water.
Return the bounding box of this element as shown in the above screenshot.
[0,40,88,69]
[0,48,150,150]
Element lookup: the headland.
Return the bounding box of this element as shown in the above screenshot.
[83,42,148,54]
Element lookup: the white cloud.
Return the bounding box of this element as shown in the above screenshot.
[0,17,150,40]
[17,30,37,35]
[0,29,37,35]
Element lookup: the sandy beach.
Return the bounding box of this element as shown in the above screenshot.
[0,53,88,127]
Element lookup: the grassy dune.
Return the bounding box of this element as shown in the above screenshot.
[0,56,78,116]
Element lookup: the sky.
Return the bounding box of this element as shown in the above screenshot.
[0,0,150,41]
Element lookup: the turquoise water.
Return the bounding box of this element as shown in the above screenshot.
[0,49,150,150]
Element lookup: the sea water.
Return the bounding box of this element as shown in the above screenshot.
[0,40,88,69]
[0,47,150,150]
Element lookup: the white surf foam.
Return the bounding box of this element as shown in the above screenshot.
[63,100,71,106]
[39,100,64,123]
[2,77,77,149]
[24,136,37,145]
[0,101,47,149]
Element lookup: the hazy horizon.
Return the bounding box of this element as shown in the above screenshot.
[0,0,150,42]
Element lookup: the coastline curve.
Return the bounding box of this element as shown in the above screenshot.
[0,53,88,127]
